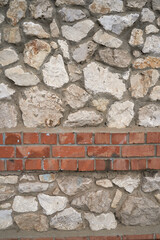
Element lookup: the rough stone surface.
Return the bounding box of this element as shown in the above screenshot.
[150,86,160,101]
[12,196,38,212]
[50,19,60,38]
[93,30,122,48]
[96,179,113,188]
[20,174,36,182]
[67,62,82,82]
[0,14,4,24]
[0,185,15,202]
[29,0,53,19]
[0,0,8,6]
[3,26,21,43]
[58,40,70,59]
[0,103,17,128]
[145,25,159,34]
[141,8,155,23]
[142,36,160,54]
[152,0,160,11]
[126,0,147,8]
[0,203,11,209]
[0,210,13,230]
[92,98,109,112]
[111,189,122,209]
[18,182,49,193]
[23,22,50,38]
[59,7,86,22]
[0,176,18,184]
[138,104,160,127]
[0,48,19,66]
[142,173,160,192]
[133,56,160,69]
[7,0,27,25]
[129,28,144,46]
[39,174,55,183]
[56,0,85,5]
[155,193,160,203]
[89,0,123,14]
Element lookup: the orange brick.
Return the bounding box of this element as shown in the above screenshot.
[59,133,75,144]
[23,132,39,144]
[147,132,160,143]
[123,234,154,240]
[0,160,5,171]
[129,132,145,144]
[95,133,110,144]
[157,145,160,156]
[78,159,94,171]
[148,158,160,169]
[25,159,41,170]
[16,146,50,158]
[155,234,160,239]
[113,159,129,170]
[90,237,121,240]
[43,159,59,171]
[130,159,146,170]
[52,146,85,158]
[122,145,155,157]
[96,159,112,171]
[87,146,120,158]
[41,133,57,144]
[0,146,14,158]
[61,159,77,171]
[7,159,23,171]
[112,133,127,144]
[5,133,21,145]
[0,133,3,144]
[77,133,93,144]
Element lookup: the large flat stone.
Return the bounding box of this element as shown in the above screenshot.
[0,175,18,184]
[0,103,17,128]
[0,48,19,66]
[23,22,50,38]
[93,30,122,48]
[138,104,160,127]
[59,7,86,22]
[142,173,160,192]
[13,196,38,213]
[0,210,13,230]
[89,0,123,14]
[18,182,49,193]
[29,0,53,19]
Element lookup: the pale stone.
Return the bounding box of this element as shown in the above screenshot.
[99,13,139,35]
[13,196,38,213]
[99,48,132,68]
[0,185,15,202]
[23,22,50,38]
[84,62,126,99]
[19,87,64,128]
[111,189,122,209]
[29,0,53,19]
[14,213,48,231]
[84,212,117,231]
[58,40,70,59]
[138,104,160,127]
[50,207,83,230]
[129,28,144,46]
[143,36,160,54]
[126,0,147,8]
[38,193,68,215]
[18,182,49,193]
[112,174,140,193]
[50,41,58,49]
[0,0,8,6]
[0,83,15,99]
[0,203,11,209]
[142,173,160,192]
[20,174,36,182]
[157,17,160,27]
[145,25,159,34]
[5,65,40,86]
[130,70,159,98]
[93,30,122,48]
[57,176,92,196]
[141,8,155,22]
[42,55,69,89]
[150,86,160,101]
[133,56,160,69]
[3,27,21,43]
[0,175,18,184]
[155,193,160,203]
[24,39,51,70]
[0,210,13,230]
[0,14,4,24]
[64,110,103,127]
[39,174,55,183]
[89,0,123,14]
[62,20,94,42]
[107,101,134,128]
[7,0,27,26]
[53,187,61,195]
[72,41,97,63]
[96,179,113,188]
[50,19,60,38]
[122,69,131,80]
[0,103,17,128]
[64,84,91,109]
[68,62,82,82]
[118,195,160,226]
[59,7,86,22]
[56,0,85,5]
[133,50,141,58]
[0,32,1,44]
[72,190,112,213]
[92,98,109,112]
[0,48,19,66]
[152,0,160,11]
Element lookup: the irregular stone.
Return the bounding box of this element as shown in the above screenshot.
[29,0,53,19]
[0,103,17,128]
[14,213,48,231]
[23,22,50,38]
[0,84,15,99]
[7,0,27,26]
[0,48,19,66]
[13,196,38,213]
[0,32,1,44]
[3,26,21,43]
[0,175,18,184]
[19,86,64,127]
[0,0,8,6]
[42,55,69,89]
[0,210,13,230]
[152,0,160,11]
[72,190,112,213]
[39,174,55,183]
[0,203,11,209]
[68,62,82,82]
[18,182,49,193]
[59,7,86,22]
[0,185,15,202]
[112,174,140,193]
[142,173,160,192]
[24,39,51,70]
[157,17,160,27]
[129,28,144,46]
[155,193,160,203]
[150,86,160,101]
[50,41,58,49]
[72,41,97,63]
[84,62,126,99]
[64,84,91,109]
[96,179,113,188]
[84,212,117,231]
[99,48,132,68]
[107,101,134,128]
[38,193,68,215]
[139,104,160,127]
[111,189,122,209]
[56,0,85,5]
[0,14,4,24]
[143,36,160,54]
[133,56,160,69]
[89,0,123,14]
[145,24,159,34]
[92,98,109,112]
[122,69,131,80]
[20,174,36,182]
[5,65,40,86]
[141,8,155,22]
[133,50,141,58]
[130,69,159,98]
[58,40,70,59]
[57,176,92,196]
[99,13,139,35]
[64,110,103,127]
[50,207,83,230]
[126,0,147,8]
[50,19,60,38]
[93,30,122,48]
[62,20,94,42]
[118,195,160,226]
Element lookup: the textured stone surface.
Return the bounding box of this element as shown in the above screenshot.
[126,0,147,8]
[0,14,4,24]
[23,22,50,38]
[39,174,55,183]
[0,176,18,184]
[0,210,13,230]
[20,174,36,182]
[58,40,70,59]
[7,0,27,25]
[96,179,113,188]
[0,0,8,6]
[92,98,109,112]
[93,30,122,48]
[0,103,17,128]
[56,0,85,5]
[67,62,82,82]
[150,86,160,101]
[59,7,86,22]
[29,0,53,19]
[141,8,155,23]
[50,19,60,38]
[3,26,21,43]
[138,104,160,127]
[129,28,144,46]
[18,182,49,193]
[133,56,160,69]
[145,25,159,34]
[0,185,15,202]
[152,0,160,10]
[89,0,123,14]
[12,196,38,212]
[111,189,122,209]
[142,36,160,54]
[155,193,160,203]
[0,48,19,66]
[0,203,11,209]
[142,173,160,192]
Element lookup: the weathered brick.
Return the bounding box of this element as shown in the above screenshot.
[112,133,127,144]
[113,159,129,170]
[147,132,160,143]
[87,146,120,157]
[5,133,21,145]
[130,159,146,170]
[0,160,5,171]
[77,133,93,144]
[0,133,3,144]
[52,146,85,158]
[16,146,50,158]
[43,159,59,171]
[59,133,75,144]
[61,159,77,171]
[23,132,39,144]
[96,159,112,171]
[78,159,94,171]
[129,132,145,144]
[122,145,155,157]
[0,146,14,158]
[157,145,160,156]
[25,159,41,170]
[123,234,154,240]
[95,133,110,144]
[41,133,57,144]
[7,159,23,171]
[148,158,160,169]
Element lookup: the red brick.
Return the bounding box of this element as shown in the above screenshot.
[7,159,23,171]
[0,146,14,158]
[61,159,77,171]
[123,234,154,240]
[90,237,121,240]
[16,146,50,158]
[59,133,75,144]
[25,159,41,170]
[78,159,94,171]
[87,146,120,158]
[155,234,160,239]
[157,145,160,156]
[43,159,59,171]
[112,133,127,144]
[122,145,155,157]
[52,146,85,158]
[129,132,145,144]
[0,160,5,171]
[148,158,160,169]
[0,133,3,144]
[147,132,160,143]
[21,238,53,240]
[96,159,112,171]
[5,133,21,145]
[130,159,146,170]
[113,159,129,170]
[23,132,39,144]
[77,133,92,144]
[55,238,87,240]
[41,133,57,144]
[95,133,110,144]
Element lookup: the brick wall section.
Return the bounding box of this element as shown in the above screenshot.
[0,132,159,171]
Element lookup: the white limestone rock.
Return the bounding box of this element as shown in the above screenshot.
[126,0,147,8]
[150,86,160,101]
[138,104,160,127]
[96,179,113,188]
[56,0,85,5]
[0,48,19,66]
[0,14,4,24]
[0,84,15,99]
[145,25,159,34]
[152,0,160,11]
[23,22,50,38]
[3,27,21,43]
[29,0,53,19]
[0,176,18,184]
[20,174,36,182]
[0,185,16,202]
[89,0,123,14]
[155,193,160,203]
[93,30,122,48]
[58,40,70,59]
[142,173,160,192]
[18,182,49,193]
[50,19,60,38]
[0,103,17,128]
[141,8,155,22]
[111,189,122,209]
[0,203,11,209]
[129,28,144,46]
[7,0,27,25]
[92,98,109,112]
[67,62,82,82]
[0,0,8,6]
[143,36,160,54]
[59,7,86,22]
[0,210,13,230]
[39,174,55,183]
[13,196,38,213]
